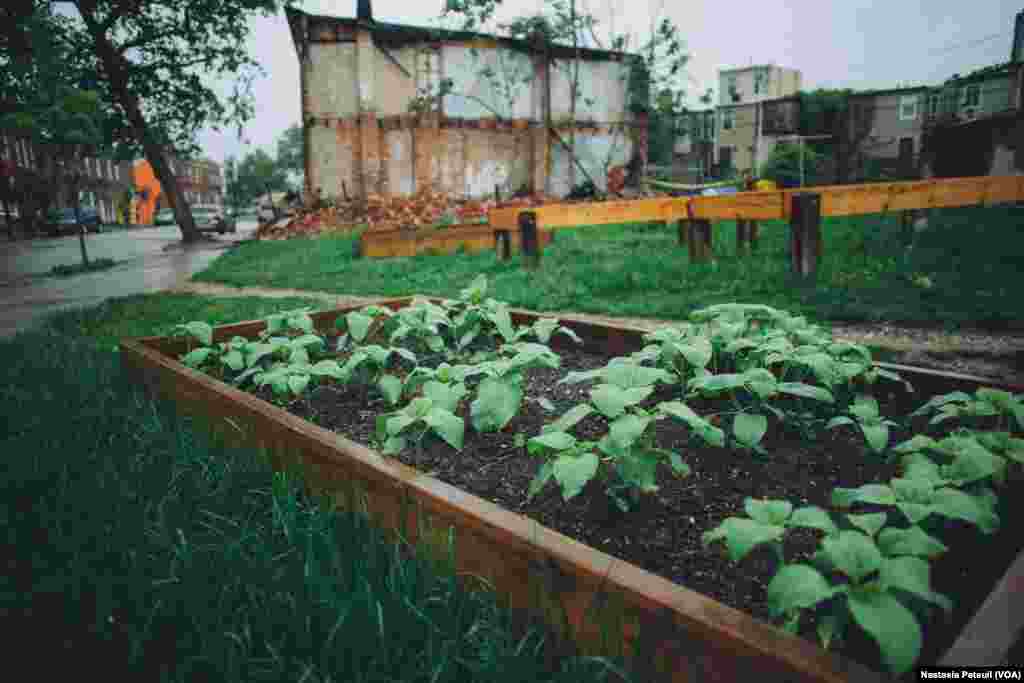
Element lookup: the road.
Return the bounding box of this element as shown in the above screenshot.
[0,221,258,338]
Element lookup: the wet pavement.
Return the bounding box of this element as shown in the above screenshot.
[0,221,258,338]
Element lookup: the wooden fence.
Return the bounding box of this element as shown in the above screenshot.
[487,174,1024,276]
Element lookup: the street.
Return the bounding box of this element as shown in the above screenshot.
[0,220,259,337]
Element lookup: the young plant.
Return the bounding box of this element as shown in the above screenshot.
[827,395,899,455]
[910,388,1024,433]
[337,345,418,406]
[704,497,953,676]
[250,359,348,401]
[335,305,396,347]
[374,396,464,455]
[470,342,561,433]
[263,307,316,336]
[389,300,453,356]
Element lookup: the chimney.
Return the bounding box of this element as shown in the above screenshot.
[357,0,373,22]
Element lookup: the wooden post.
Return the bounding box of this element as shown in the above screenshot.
[688,219,713,263]
[676,220,687,246]
[519,211,540,269]
[736,219,750,257]
[790,193,821,278]
[495,229,511,261]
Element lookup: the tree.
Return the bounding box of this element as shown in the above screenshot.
[38,0,290,243]
[276,122,304,187]
[760,142,831,189]
[439,0,689,195]
[230,148,289,208]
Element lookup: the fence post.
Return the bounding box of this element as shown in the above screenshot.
[790,193,821,278]
[749,220,760,253]
[688,219,713,263]
[519,211,540,269]
[495,229,511,261]
[736,220,750,257]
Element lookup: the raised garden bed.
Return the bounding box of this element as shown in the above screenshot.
[121,284,1024,683]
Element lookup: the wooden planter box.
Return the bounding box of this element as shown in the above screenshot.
[120,302,1024,683]
[359,224,552,258]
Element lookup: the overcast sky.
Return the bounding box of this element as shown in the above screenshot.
[196,0,1021,165]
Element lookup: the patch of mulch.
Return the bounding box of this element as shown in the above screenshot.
[253,344,1024,678]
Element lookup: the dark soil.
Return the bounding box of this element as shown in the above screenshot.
[255,343,1024,679]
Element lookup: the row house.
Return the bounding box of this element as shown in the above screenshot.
[131,156,224,225]
[843,85,930,182]
[286,0,648,200]
[671,109,716,182]
[714,64,803,174]
[0,130,133,224]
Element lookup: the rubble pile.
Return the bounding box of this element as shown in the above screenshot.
[255,183,667,241]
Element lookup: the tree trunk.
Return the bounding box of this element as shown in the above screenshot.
[75,0,200,243]
[69,170,89,266]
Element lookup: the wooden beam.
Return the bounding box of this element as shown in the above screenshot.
[490,198,677,231]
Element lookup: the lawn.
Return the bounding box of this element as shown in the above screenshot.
[1,296,627,682]
[194,205,1024,330]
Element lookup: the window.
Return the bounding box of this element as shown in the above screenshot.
[754,70,766,96]
[722,109,734,131]
[962,84,981,108]
[899,95,918,121]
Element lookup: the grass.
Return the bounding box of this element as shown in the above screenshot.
[194,204,1024,330]
[2,297,629,682]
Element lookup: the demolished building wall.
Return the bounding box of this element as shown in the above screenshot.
[287,7,645,201]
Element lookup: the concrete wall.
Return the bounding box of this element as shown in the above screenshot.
[549,58,630,121]
[376,45,418,117]
[306,43,357,118]
[442,44,534,119]
[550,128,634,195]
[719,66,801,106]
[717,104,757,171]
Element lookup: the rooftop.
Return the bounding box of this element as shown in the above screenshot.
[284,6,636,62]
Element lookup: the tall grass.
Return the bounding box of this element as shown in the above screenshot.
[194,205,1024,329]
[1,313,629,681]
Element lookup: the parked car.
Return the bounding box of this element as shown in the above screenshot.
[153,206,236,234]
[47,207,102,236]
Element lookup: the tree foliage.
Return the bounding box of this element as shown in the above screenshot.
[10,0,293,241]
[227,147,289,209]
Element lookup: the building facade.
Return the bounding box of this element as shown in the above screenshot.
[286,5,648,200]
[131,156,224,225]
[714,65,802,175]
[0,130,133,225]
[843,86,930,181]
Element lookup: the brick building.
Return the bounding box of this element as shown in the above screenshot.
[285,3,649,200]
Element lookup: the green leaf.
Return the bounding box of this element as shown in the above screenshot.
[847,586,922,675]
[604,362,672,389]
[676,337,713,368]
[940,442,1006,485]
[929,488,1000,534]
[848,395,880,420]
[288,374,310,396]
[659,401,726,447]
[181,347,214,368]
[422,380,466,414]
[827,416,855,429]
[689,373,746,395]
[877,525,948,559]
[221,349,244,371]
[608,414,651,451]
[892,434,939,454]
[881,556,953,613]
[777,382,834,403]
[733,413,768,448]
[901,453,946,485]
[537,397,555,412]
[788,506,838,536]
[424,407,465,451]
[528,431,577,454]
[471,377,523,432]
[552,452,600,500]
[742,368,778,399]
[845,513,888,538]
[378,374,403,406]
[821,531,882,582]
[667,452,690,476]
[831,484,896,508]
[766,564,834,618]
[702,518,785,563]
[910,391,971,417]
[816,612,848,650]
[309,360,346,379]
[543,404,594,434]
[860,419,890,454]
[386,413,418,437]
[528,461,555,500]
[744,498,793,526]
[346,313,374,342]
[590,384,652,419]
[381,435,407,455]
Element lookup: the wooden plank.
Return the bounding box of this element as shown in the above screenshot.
[491,198,677,231]
[685,190,786,221]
